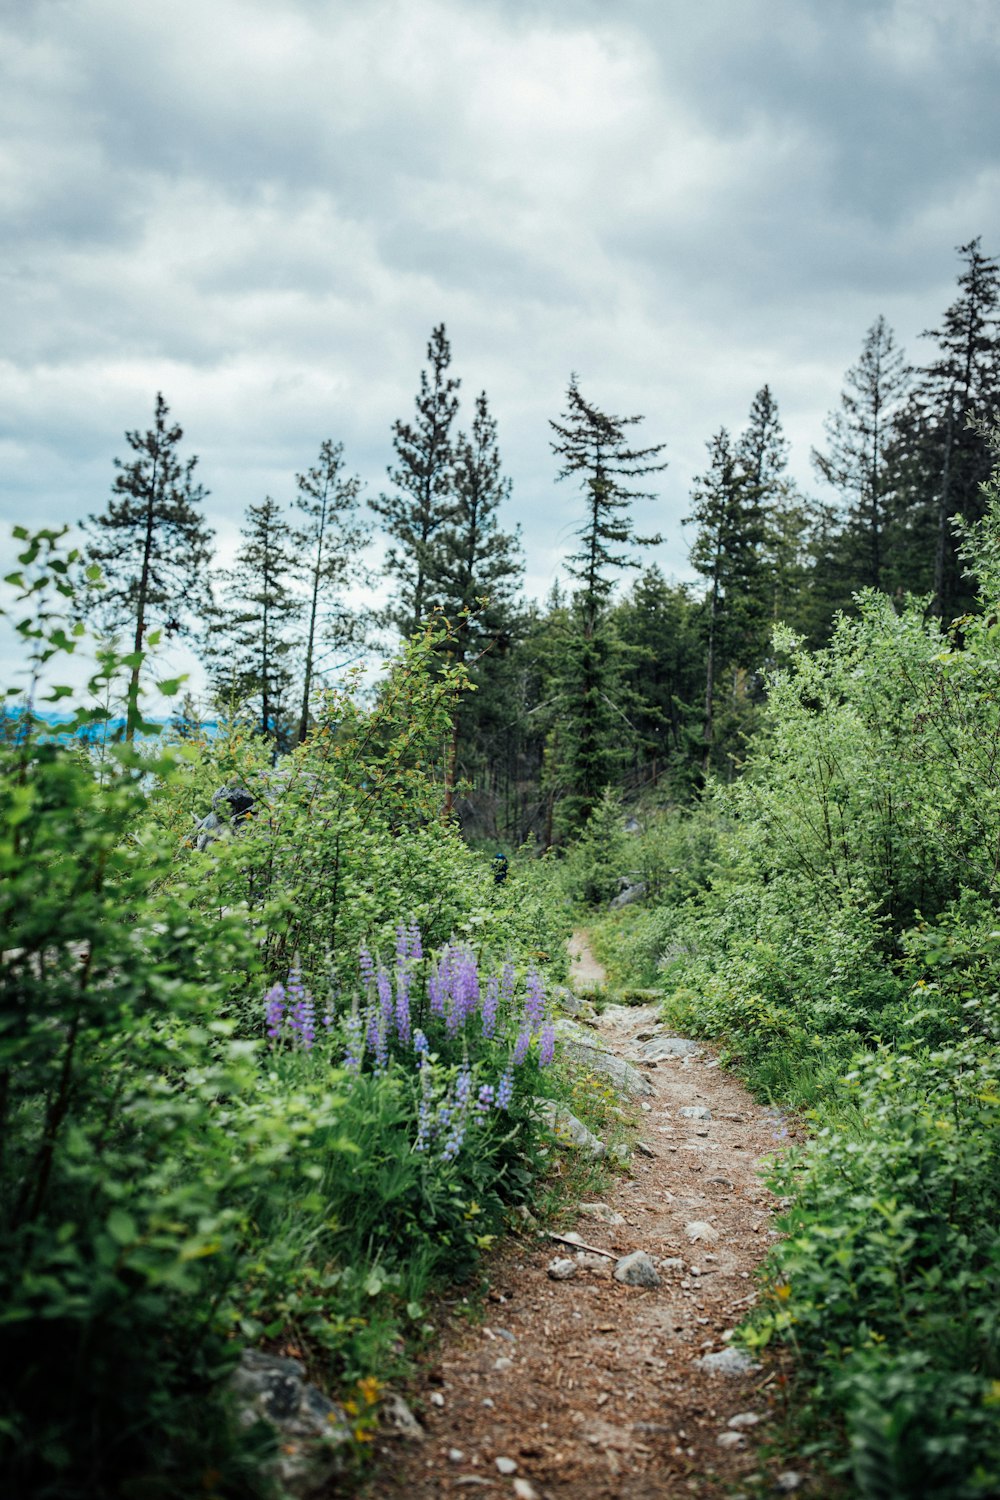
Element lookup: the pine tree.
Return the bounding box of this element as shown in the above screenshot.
[893,239,1000,617]
[685,428,768,775]
[83,393,214,740]
[812,316,910,595]
[293,440,370,743]
[613,567,703,794]
[370,324,460,637]
[428,391,524,818]
[207,498,300,745]
[551,375,667,637]
[548,377,667,832]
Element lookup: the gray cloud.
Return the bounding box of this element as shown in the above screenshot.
[2,0,999,693]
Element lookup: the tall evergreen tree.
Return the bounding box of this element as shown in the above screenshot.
[548,377,667,832]
[207,498,300,745]
[370,324,460,637]
[893,239,1000,617]
[293,440,370,743]
[812,316,909,595]
[685,428,768,775]
[613,567,703,793]
[82,393,214,740]
[428,391,524,818]
[551,375,667,636]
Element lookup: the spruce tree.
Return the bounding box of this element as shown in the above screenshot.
[83,393,214,740]
[685,428,768,775]
[893,239,1000,617]
[429,391,524,818]
[371,324,460,637]
[293,440,370,743]
[548,377,667,832]
[207,497,300,745]
[812,316,909,595]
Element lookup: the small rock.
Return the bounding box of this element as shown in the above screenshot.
[229,1349,350,1495]
[775,1473,805,1493]
[381,1392,425,1441]
[696,1348,761,1377]
[574,1251,613,1276]
[659,1256,686,1273]
[679,1106,712,1121]
[717,1430,746,1449]
[640,1101,652,1112]
[579,1202,625,1226]
[613,1250,662,1288]
[685,1220,720,1243]
[547,1257,578,1280]
[728,1411,763,1429]
[495,1455,518,1475]
[638,1035,700,1060]
[429,1391,445,1407]
[534,1099,606,1158]
[494,1356,514,1372]
[448,1448,465,1463]
[636,1140,657,1157]
[513,1480,540,1500]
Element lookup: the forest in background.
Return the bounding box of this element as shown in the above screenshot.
[69,237,1000,842]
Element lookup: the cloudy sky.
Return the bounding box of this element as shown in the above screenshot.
[3,0,1000,692]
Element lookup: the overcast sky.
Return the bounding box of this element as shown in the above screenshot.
[3,0,1000,696]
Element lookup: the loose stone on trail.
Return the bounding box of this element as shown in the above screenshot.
[613,1250,662,1288]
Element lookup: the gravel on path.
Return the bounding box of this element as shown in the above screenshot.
[362,935,797,1499]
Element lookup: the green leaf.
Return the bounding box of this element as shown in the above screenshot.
[107,1209,137,1246]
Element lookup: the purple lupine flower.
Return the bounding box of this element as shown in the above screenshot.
[428,971,445,1019]
[408,921,423,961]
[364,1000,380,1056]
[524,965,545,1033]
[358,942,376,991]
[396,922,409,965]
[500,960,516,1013]
[512,1025,531,1066]
[376,968,394,1036]
[413,1028,430,1066]
[481,974,499,1039]
[395,966,412,1047]
[496,1068,514,1110]
[455,1062,472,1109]
[456,951,480,1024]
[265,982,286,1045]
[538,1018,556,1067]
[441,1121,465,1161]
[343,1011,364,1072]
[295,987,316,1050]
[475,1082,495,1116]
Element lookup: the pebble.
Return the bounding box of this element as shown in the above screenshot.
[696,1348,760,1377]
[494,1356,514,1372]
[685,1220,720,1243]
[495,1455,518,1475]
[636,1140,657,1157]
[717,1430,746,1449]
[679,1106,712,1121]
[429,1391,445,1407]
[512,1480,539,1500]
[578,1202,625,1226]
[448,1448,464,1463]
[547,1257,578,1280]
[613,1250,662,1288]
[640,1101,652,1112]
[775,1473,805,1493]
[728,1411,762,1429]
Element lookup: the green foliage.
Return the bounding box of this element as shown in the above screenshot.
[0,528,582,1498]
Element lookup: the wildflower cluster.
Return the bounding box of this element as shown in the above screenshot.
[263,964,329,1050]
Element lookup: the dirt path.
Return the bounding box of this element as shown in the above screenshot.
[365,935,793,1499]
[567,928,608,989]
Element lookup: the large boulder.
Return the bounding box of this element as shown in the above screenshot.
[230,1349,350,1496]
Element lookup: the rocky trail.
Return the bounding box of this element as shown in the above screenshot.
[363,935,801,1499]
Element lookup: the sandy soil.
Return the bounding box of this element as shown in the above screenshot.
[362,937,798,1500]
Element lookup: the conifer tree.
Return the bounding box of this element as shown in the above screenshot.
[548,377,667,832]
[371,324,460,637]
[893,239,1000,616]
[293,440,370,743]
[812,316,909,594]
[83,393,214,740]
[207,498,300,745]
[685,428,768,775]
[429,391,524,818]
